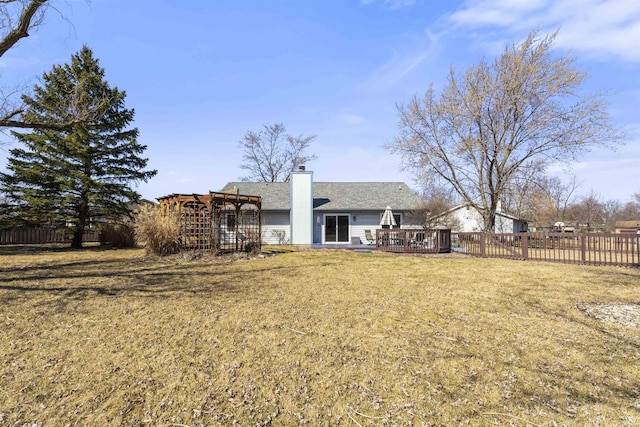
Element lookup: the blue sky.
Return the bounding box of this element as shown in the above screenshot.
[2,0,639,203]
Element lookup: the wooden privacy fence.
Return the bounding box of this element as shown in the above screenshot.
[0,228,100,245]
[453,232,640,267]
[376,228,452,253]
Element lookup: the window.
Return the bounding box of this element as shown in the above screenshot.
[324,214,350,243]
[226,213,236,229]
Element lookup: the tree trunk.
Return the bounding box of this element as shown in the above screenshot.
[71,227,84,249]
[72,192,90,249]
[485,200,498,233]
[485,213,496,233]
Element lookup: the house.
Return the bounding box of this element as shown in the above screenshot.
[615,220,640,234]
[433,203,528,233]
[221,168,422,245]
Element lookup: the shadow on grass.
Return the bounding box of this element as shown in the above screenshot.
[0,243,107,255]
[0,256,135,274]
[0,253,326,304]
[519,345,640,415]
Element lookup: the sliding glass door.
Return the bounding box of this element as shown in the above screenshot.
[325,215,349,243]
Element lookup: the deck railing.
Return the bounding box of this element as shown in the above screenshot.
[453,232,640,267]
[376,228,451,253]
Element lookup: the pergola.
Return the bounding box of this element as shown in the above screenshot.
[157,191,262,253]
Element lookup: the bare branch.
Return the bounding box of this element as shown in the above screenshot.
[0,1,103,131]
[239,123,317,182]
[0,0,47,58]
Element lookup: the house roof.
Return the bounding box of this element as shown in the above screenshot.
[615,220,640,228]
[220,182,422,211]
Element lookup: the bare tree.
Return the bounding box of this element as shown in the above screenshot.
[603,193,640,231]
[239,123,317,182]
[406,184,460,229]
[543,175,579,224]
[510,175,579,227]
[389,30,624,232]
[0,0,100,131]
[602,199,622,231]
[619,196,640,220]
[500,162,547,220]
[566,191,606,231]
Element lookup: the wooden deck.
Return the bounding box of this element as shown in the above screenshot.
[375,228,452,253]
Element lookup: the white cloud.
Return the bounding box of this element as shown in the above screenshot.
[359,30,442,93]
[450,0,547,28]
[447,0,640,62]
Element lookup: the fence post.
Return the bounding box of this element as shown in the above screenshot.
[521,233,528,260]
[580,234,587,263]
[480,233,486,257]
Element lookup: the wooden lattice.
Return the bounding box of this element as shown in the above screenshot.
[157,191,262,253]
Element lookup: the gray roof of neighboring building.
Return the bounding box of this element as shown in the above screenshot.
[220,181,422,211]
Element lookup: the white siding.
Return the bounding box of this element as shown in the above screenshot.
[495,215,515,233]
[261,212,291,244]
[452,207,485,232]
[451,206,521,232]
[349,213,381,244]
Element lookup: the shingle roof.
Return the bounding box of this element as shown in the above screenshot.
[220,182,422,211]
[615,220,640,228]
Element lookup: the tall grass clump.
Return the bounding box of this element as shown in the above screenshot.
[133,204,181,256]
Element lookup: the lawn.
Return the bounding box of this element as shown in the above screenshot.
[1,247,639,426]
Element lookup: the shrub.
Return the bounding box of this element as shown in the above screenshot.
[133,204,181,256]
[100,222,136,248]
[241,227,262,254]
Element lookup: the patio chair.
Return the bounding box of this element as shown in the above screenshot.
[364,229,376,245]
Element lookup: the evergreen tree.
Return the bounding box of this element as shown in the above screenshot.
[0,46,157,248]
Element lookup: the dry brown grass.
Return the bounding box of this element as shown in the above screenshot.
[1,247,639,426]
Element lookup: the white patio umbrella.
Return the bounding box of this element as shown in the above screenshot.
[380,205,397,228]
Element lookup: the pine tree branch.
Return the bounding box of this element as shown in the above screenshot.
[0,115,83,130]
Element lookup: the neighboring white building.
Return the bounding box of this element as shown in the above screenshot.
[221,169,423,245]
[435,203,528,233]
